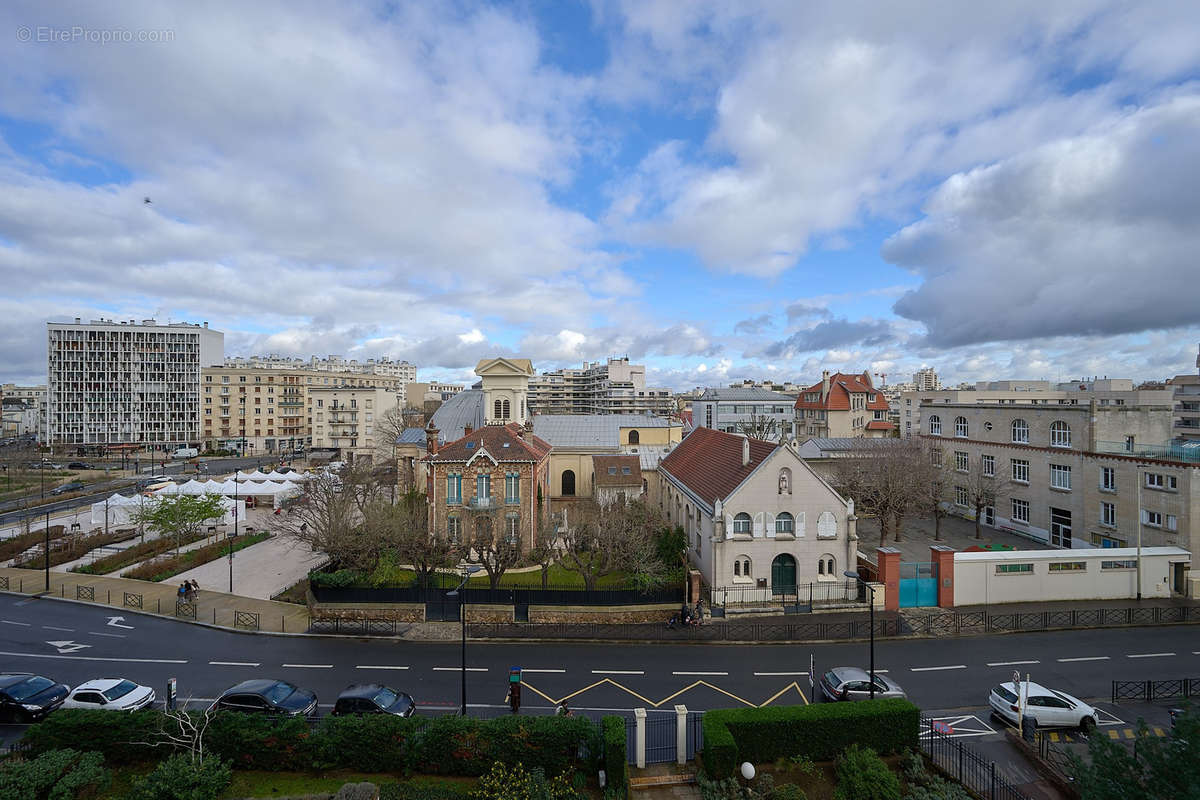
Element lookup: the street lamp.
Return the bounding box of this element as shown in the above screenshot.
[844,570,877,699]
[446,565,483,716]
[40,455,49,592]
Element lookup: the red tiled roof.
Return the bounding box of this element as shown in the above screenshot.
[592,455,642,487]
[794,371,889,412]
[866,420,895,430]
[659,427,777,507]
[425,422,551,463]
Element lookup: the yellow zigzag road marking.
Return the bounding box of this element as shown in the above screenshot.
[523,679,809,709]
[757,681,810,707]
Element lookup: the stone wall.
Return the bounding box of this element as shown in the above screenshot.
[528,604,677,624]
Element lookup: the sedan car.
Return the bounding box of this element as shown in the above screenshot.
[63,678,155,712]
[50,481,85,496]
[989,681,1098,731]
[332,684,416,717]
[67,462,93,470]
[213,679,317,716]
[0,673,70,722]
[819,667,907,702]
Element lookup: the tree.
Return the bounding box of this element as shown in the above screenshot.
[558,499,666,591]
[464,507,523,590]
[362,490,456,588]
[831,440,923,546]
[274,472,370,571]
[1068,706,1200,800]
[373,405,427,463]
[914,444,954,541]
[131,494,227,557]
[529,512,564,589]
[964,460,1011,540]
[735,415,789,443]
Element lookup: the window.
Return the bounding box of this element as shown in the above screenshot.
[955,486,969,507]
[493,399,502,419]
[1011,498,1029,523]
[954,416,968,437]
[1011,459,1029,483]
[1048,562,1086,572]
[505,514,520,545]
[1100,467,1116,492]
[822,555,836,577]
[955,451,969,472]
[930,447,942,465]
[561,469,576,496]
[447,516,461,545]
[505,473,520,505]
[996,563,1034,574]
[1167,514,1178,532]
[742,558,751,577]
[628,430,640,445]
[732,513,752,534]
[1100,502,1116,527]
[928,415,941,436]
[1145,473,1177,490]
[1050,464,1072,491]
[1050,421,1071,448]
[981,455,995,477]
[475,473,490,499]
[1143,510,1162,527]
[1011,419,1028,443]
[775,512,794,534]
[446,473,462,505]
[733,561,739,576]
[502,399,510,419]
[1101,560,1137,570]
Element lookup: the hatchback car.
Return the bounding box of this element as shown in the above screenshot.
[989,681,1098,731]
[50,481,85,496]
[0,673,70,722]
[63,678,155,712]
[332,684,416,717]
[213,679,317,716]
[819,667,906,702]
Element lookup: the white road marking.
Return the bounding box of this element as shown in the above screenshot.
[673,671,728,676]
[209,661,260,667]
[42,626,74,632]
[433,667,488,672]
[89,632,126,638]
[1058,656,1110,662]
[911,665,967,672]
[987,660,1040,667]
[0,650,186,664]
[281,663,332,669]
[592,670,643,675]
[754,671,808,676]
[1127,652,1175,659]
[519,669,566,673]
[355,665,409,670]
[1,620,31,626]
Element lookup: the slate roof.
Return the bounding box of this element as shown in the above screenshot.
[696,387,794,402]
[394,427,429,446]
[658,427,777,507]
[425,422,552,464]
[428,388,485,441]
[591,455,642,487]
[794,372,890,412]
[532,414,677,449]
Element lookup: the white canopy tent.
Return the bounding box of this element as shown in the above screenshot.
[91,493,244,527]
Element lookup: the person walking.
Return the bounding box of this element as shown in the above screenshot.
[178,583,188,603]
[188,580,199,601]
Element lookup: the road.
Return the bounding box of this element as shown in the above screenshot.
[0,594,1195,718]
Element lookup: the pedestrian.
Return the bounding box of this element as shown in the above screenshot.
[187,580,199,601]
[556,700,573,717]
[178,583,187,602]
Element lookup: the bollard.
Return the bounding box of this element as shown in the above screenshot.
[213,609,216,624]
[675,704,688,765]
[634,708,647,769]
[107,590,110,604]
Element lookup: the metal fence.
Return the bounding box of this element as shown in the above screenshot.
[1035,731,1076,785]
[311,583,683,607]
[920,718,1032,800]
[466,617,901,642]
[1112,677,1200,704]
[909,604,1200,637]
[709,580,865,614]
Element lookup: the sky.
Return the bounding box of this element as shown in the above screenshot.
[1,1,1199,391]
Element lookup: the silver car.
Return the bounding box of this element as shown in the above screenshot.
[819,667,906,702]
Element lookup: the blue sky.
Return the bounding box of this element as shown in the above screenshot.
[1,1,1198,390]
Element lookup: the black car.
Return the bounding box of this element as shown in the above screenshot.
[50,481,85,496]
[213,679,317,716]
[0,674,70,722]
[332,684,416,717]
[67,462,93,470]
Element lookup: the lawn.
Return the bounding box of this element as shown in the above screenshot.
[362,562,649,590]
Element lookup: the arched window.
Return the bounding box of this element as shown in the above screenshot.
[742,558,751,577]
[1011,419,1029,444]
[493,399,502,419]
[732,512,752,534]
[778,468,792,495]
[561,469,576,496]
[1050,421,1071,448]
[928,415,942,436]
[775,512,794,534]
[628,430,640,445]
[954,416,968,438]
[501,399,511,419]
[818,554,836,579]
[733,561,740,576]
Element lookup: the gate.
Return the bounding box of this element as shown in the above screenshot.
[643,715,678,764]
[899,561,938,608]
[425,595,460,622]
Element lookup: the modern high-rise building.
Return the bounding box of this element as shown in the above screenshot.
[47,318,224,448]
[912,366,941,391]
[527,357,673,416]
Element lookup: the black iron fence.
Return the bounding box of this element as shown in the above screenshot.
[912,604,1200,637]
[920,717,1032,800]
[1035,731,1076,785]
[1112,677,1200,704]
[311,582,683,607]
[709,580,865,614]
[466,617,900,642]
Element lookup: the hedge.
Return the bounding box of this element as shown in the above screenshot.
[700,699,920,776]
[14,528,136,569]
[72,530,208,575]
[602,716,627,797]
[0,748,109,800]
[22,709,162,765]
[122,532,270,581]
[0,525,67,562]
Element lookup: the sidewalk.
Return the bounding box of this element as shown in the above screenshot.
[0,566,310,634]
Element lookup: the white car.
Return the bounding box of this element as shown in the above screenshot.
[989,681,1098,731]
[63,678,155,712]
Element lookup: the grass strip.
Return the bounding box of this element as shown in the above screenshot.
[123,532,271,582]
[70,530,209,575]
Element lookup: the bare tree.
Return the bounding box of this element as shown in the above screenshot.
[274,471,370,570]
[831,440,923,546]
[374,405,427,463]
[463,508,522,590]
[128,700,219,765]
[914,443,954,541]
[735,415,787,443]
[965,460,1012,540]
[528,511,564,589]
[361,491,455,587]
[558,499,666,591]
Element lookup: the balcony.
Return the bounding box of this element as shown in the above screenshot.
[466,496,496,511]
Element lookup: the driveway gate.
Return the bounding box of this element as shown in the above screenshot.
[899,561,938,608]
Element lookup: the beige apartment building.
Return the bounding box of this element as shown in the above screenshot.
[200,365,403,455]
[918,399,1196,593]
[309,386,402,463]
[528,357,674,417]
[1169,345,1200,442]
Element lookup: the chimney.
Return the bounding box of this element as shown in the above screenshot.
[425,423,439,455]
[464,423,473,436]
[742,435,750,467]
[821,370,831,401]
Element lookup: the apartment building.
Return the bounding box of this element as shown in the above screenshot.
[794,371,894,438]
[47,318,223,449]
[1168,345,1200,442]
[309,386,402,463]
[223,354,416,380]
[0,384,47,440]
[405,381,465,408]
[200,365,403,454]
[692,387,796,440]
[728,379,804,395]
[527,357,674,416]
[918,398,1197,591]
[912,367,941,391]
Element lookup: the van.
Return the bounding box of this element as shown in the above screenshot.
[171,447,199,459]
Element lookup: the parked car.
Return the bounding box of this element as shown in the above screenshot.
[137,475,171,489]
[0,673,70,722]
[276,466,297,474]
[818,667,907,702]
[332,684,416,717]
[989,681,1098,731]
[63,678,155,712]
[67,462,93,470]
[213,679,317,716]
[50,481,85,496]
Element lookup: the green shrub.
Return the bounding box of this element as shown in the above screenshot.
[701,699,919,775]
[205,711,312,771]
[314,713,421,772]
[127,755,232,800]
[408,715,595,778]
[310,568,369,589]
[0,748,109,800]
[768,785,807,800]
[898,751,970,800]
[469,762,580,800]
[380,779,475,800]
[22,709,161,765]
[601,716,627,797]
[833,744,900,800]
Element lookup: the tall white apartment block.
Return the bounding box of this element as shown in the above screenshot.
[47,318,224,447]
[528,357,674,416]
[912,366,941,391]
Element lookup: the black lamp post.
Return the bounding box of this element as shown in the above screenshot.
[40,456,49,592]
[446,565,482,716]
[844,570,877,699]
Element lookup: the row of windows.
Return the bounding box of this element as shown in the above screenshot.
[727,511,838,538]
[928,415,1072,447]
[996,559,1137,575]
[445,472,522,505]
[730,554,839,579]
[446,514,521,545]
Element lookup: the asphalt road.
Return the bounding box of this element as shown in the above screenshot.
[0,594,1196,719]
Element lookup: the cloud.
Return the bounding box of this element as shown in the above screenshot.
[733,313,772,334]
[888,94,1200,347]
[785,303,832,322]
[762,318,896,358]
